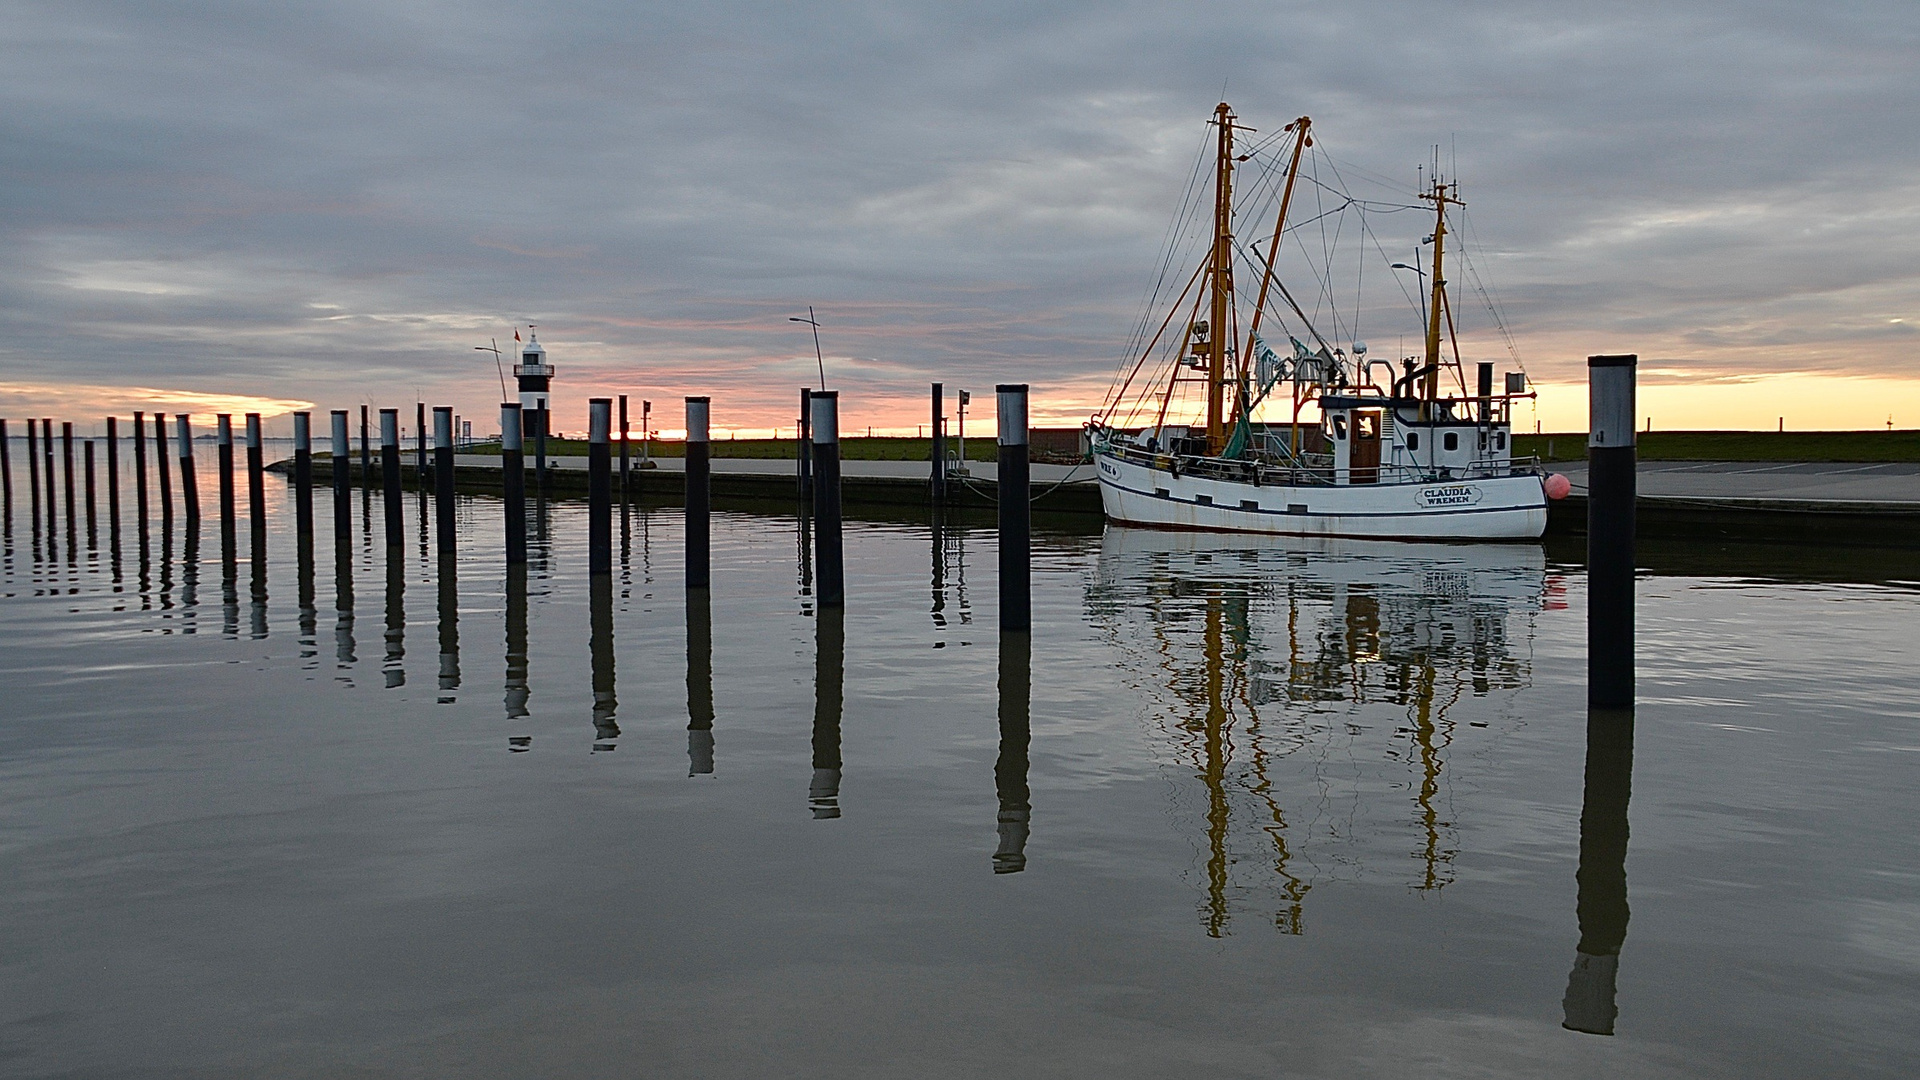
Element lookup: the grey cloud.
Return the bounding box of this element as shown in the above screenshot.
[2,1,1916,428]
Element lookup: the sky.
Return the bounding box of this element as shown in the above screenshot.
[3,1,1916,438]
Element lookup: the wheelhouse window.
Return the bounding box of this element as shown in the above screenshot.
[1444,431,1459,452]
[1407,431,1419,451]
[1332,415,1347,439]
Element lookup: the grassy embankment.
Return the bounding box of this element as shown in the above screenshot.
[458,437,1004,462]
[1516,430,1920,463]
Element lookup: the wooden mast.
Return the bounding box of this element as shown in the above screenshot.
[1206,102,1236,454]
[1420,179,1463,403]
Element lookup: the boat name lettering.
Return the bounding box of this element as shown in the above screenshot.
[1418,484,1482,508]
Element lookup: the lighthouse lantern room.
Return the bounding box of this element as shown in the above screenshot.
[514,329,554,437]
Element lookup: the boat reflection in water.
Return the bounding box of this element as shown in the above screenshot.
[1088,526,1558,936]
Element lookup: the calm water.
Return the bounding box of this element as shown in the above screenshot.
[1,442,1917,1077]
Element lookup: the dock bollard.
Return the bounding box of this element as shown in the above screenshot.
[797,388,812,502]
[246,413,265,539]
[416,402,428,490]
[175,415,198,523]
[330,410,351,541]
[216,414,237,554]
[380,408,402,548]
[809,391,842,607]
[685,396,710,588]
[433,406,456,554]
[931,382,946,508]
[588,398,612,575]
[501,403,526,566]
[997,384,1031,632]
[293,412,314,536]
[1587,354,1636,709]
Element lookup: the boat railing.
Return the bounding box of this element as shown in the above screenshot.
[1096,438,1543,487]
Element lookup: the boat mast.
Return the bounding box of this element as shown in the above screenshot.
[1420,179,1463,403]
[1206,101,1237,455]
[1245,117,1312,368]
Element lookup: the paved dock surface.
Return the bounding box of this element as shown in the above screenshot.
[453,454,1096,485]
[1553,460,1920,507]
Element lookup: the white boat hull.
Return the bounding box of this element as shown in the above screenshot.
[1094,451,1548,540]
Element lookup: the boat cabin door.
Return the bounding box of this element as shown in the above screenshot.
[1351,410,1381,483]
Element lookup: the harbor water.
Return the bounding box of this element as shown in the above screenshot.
[0,442,1916,1077]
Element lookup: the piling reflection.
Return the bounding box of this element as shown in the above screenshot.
[334,544,356,673]
[383,549,405,688]
[687,586,715,775]
[178,515,199,634]
[589,572,617,751]
[248,524,268,641]
[436,552,460,703]
[1563,707,1634,1036]
[810,604,844,818]
[1088,527,1549,935]
[994,631,1032,873]
[504,563,530,723]
[297,525,316,660]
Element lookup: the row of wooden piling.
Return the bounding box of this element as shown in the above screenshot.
[3,386,1038,632]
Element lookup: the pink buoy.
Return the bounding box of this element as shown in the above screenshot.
[1542,472,1572,500]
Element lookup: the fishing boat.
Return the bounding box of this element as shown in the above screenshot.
[1089,104,1566,540]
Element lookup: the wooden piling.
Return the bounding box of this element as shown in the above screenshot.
[809,391,842,607]
[997,384,1031,632]
[62,422,77,543]
[25,419,39,530]
[216,415,237,553]
[106,417,120,539]
[174,415,198,523]
[293,412,314,537]
[589,399,613,575]
[84,439,97,548]
[330,410,351,542]
[619,394,630,494]
[1,418,11,518]
[133,412,147,532]
[501,403,526,566]
[797,388,812,502]
[380,409,402,548]
[685,397,710,588]
[245,413,265,541]
[931,382,946,507]
[1587,354,1636,709]
[433,406,455,554]
[154,413,172,527]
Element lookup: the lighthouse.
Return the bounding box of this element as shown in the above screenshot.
[514,329,553,437]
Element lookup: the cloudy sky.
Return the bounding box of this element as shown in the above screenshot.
[3,1,1916,435]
